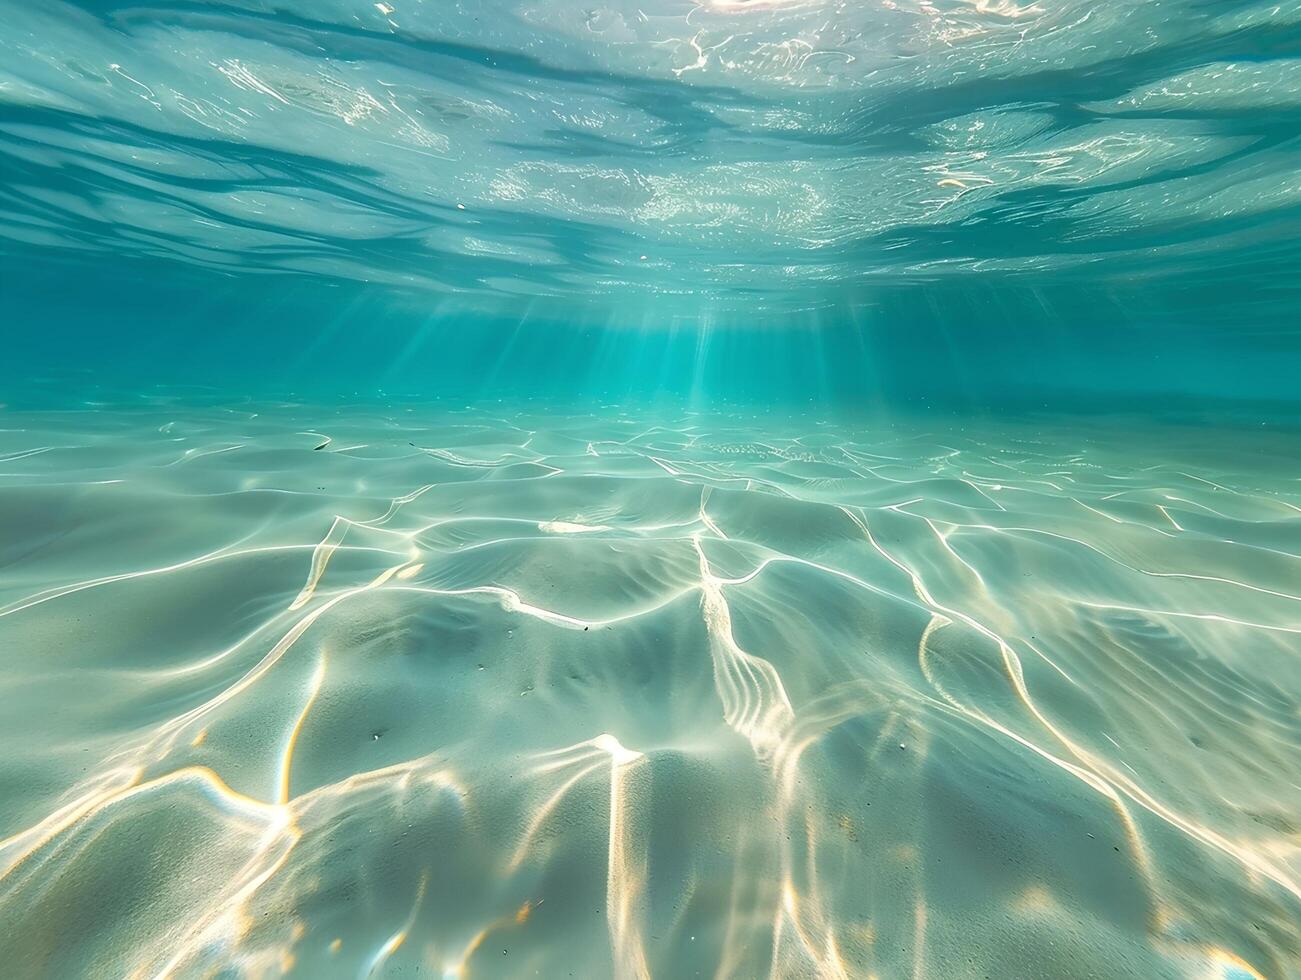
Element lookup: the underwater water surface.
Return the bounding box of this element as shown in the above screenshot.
[1,1,1300,978]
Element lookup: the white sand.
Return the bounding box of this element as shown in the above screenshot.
[0,402,1296,978]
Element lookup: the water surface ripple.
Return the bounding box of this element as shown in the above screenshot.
[3,0,1301,320]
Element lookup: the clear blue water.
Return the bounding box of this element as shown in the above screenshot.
[3,0,1301,409]
[1,2,1299,978]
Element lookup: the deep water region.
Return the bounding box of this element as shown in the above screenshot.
[1,1,1300,979]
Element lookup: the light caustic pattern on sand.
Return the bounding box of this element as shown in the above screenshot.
[0,403,1297,978]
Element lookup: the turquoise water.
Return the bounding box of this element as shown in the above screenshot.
[1,2,1300,978]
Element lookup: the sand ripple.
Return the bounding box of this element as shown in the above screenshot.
[0,402,1297,978]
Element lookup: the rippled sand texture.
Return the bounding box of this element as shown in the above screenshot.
[0,403,1297,978]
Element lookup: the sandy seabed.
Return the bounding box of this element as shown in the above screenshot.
[0,400,1297,978]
